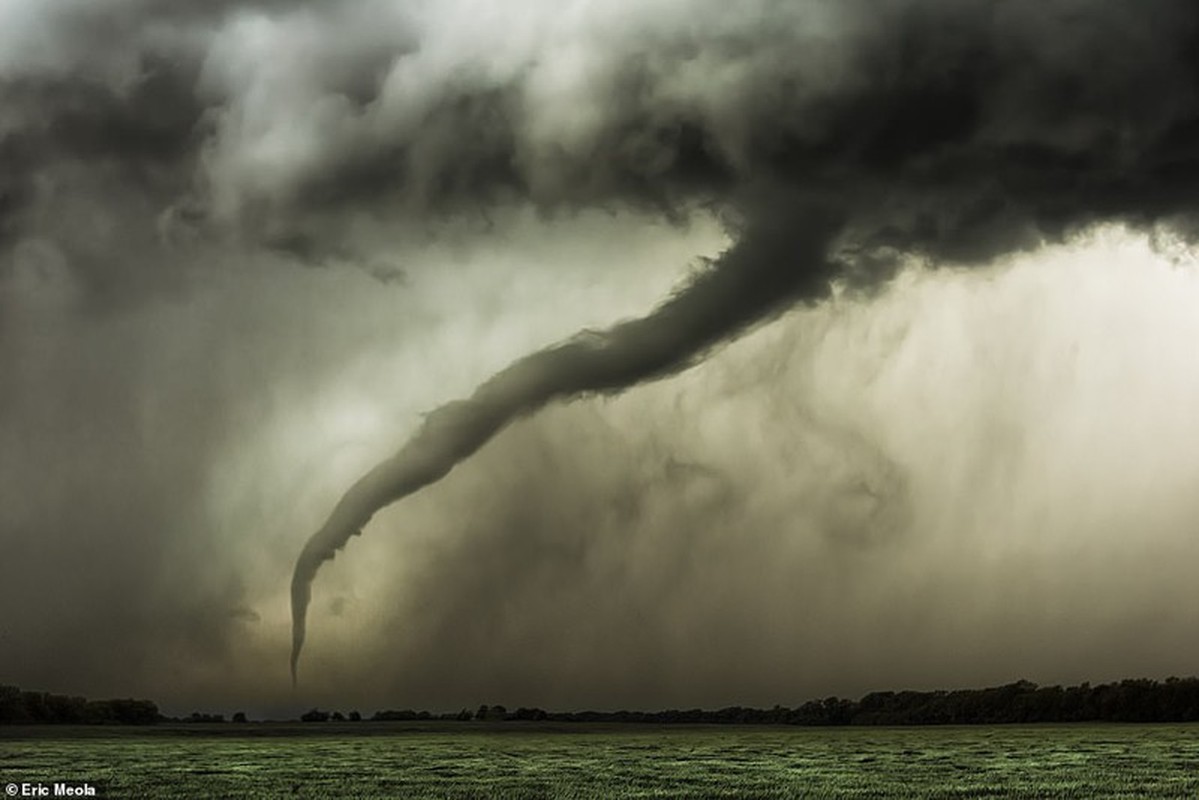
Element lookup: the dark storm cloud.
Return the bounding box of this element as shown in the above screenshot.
[11,0,1197,277]
[6,0,1199,262]
[197,0,1199,265]
[5,0,1199,710]
[0,37,210,304]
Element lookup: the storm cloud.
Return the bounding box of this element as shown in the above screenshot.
[3,0,1199,715]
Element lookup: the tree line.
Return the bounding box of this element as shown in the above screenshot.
[6,677,1199,726]
[349,678,1199,726]
[0,685,158,725]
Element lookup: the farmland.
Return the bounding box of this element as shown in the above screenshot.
[2,722,1198,798]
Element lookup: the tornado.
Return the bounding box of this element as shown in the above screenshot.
[281,0,1199,679]
[290,206,844,680]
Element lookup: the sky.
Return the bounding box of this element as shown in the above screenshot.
[2,0,1199,719]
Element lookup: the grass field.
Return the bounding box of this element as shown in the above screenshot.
[2,722,1198,798]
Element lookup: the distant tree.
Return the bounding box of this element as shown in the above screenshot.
[331,711,345,721]
[512,707,548,721]
[456,708,473,721]
[301,709,330,722]
[475,704,489,721]
[232,712,247,723]
[372,709,418,721]
[107,700,159,724]
[46,694,87,723]
[348,710,361,722]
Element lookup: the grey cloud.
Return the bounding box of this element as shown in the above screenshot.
[3,0,1199,713]
[189,1,1199,265]
[5,1,1198,275]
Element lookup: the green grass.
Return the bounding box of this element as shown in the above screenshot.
[2,723,1198,798]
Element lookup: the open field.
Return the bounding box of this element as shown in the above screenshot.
[2,722,1198,798]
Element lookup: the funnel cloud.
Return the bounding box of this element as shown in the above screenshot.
[287,0,1199,675]
[291,207,844,677]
